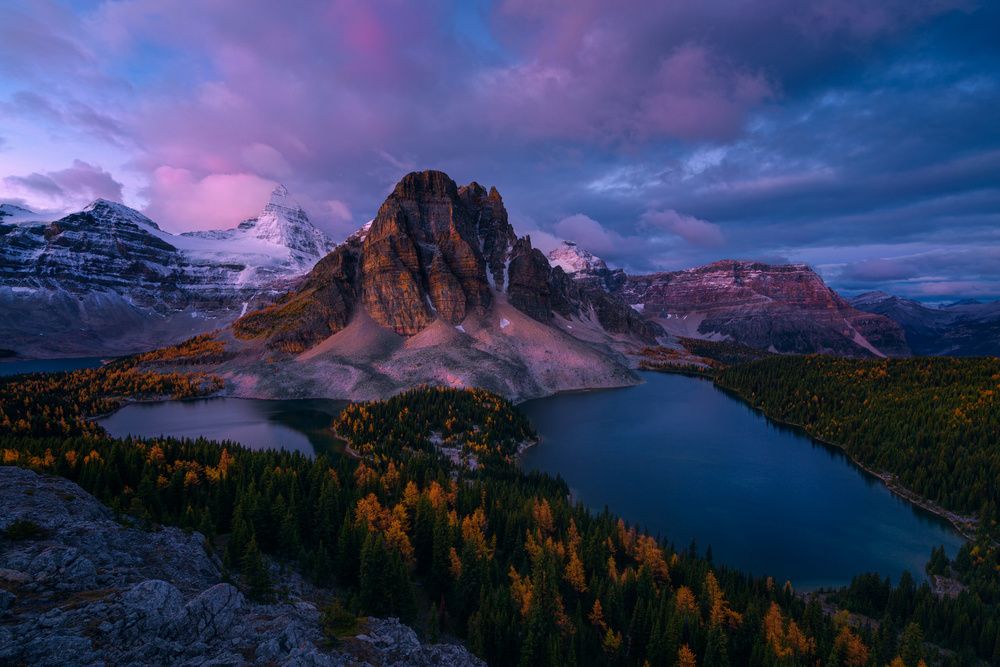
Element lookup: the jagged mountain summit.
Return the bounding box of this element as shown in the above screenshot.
[547,241,626,292]
[181,171,658,402]
[0,186,335,357]
[851,291,1000,356]
[125,170,915,403]
[183,185,334,271]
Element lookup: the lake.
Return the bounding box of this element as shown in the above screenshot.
[98,371,965,589]
[0,357,105,376]
[519,372,965,590]
[100,398,348,458]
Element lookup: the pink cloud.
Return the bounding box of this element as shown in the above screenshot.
[3,159,123,211]
[142,167,276,232]
[640,209,725,248]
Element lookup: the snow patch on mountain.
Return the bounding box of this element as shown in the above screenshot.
[179,185,336,273]
[547,241,609,276]
[0,186,337,356]
[0,203,47,224]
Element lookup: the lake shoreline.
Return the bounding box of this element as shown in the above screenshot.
[711,376,978,542]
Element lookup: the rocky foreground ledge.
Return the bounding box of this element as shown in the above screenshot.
[0,467,483,667]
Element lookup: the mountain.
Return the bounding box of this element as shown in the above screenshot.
[179,171,658,403]
[547,241,626,292]
[851,291,1000,356]
[0,187,335,357]
[611,261,910,357]
[0,203,45,223]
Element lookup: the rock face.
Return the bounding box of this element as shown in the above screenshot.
[360,172,495,334]
[0,187,335,357]
[851,291,1000,357]
[236,171,659,350]
[219,171,659,403]
[615,260,910,357]
[0,466,484,667]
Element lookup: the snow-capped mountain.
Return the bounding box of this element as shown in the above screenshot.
[546,241,626,292]
[182,185,334,272]
[0,203,46,223]
[0,186,336,357]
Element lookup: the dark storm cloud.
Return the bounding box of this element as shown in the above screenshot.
[0,0,996,299]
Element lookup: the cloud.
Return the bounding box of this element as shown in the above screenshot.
[141,168,276,232]
[831,246,1000,300]
[0,0,995,299]
[3,160,124,209]
[640,209,725,248]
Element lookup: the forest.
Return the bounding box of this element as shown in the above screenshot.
[1,356,998,665]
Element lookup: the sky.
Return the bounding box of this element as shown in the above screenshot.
[1,0,998,302]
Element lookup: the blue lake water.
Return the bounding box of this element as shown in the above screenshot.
[519,372,966,590]
[95,370,965,590]
[0,357,105,376]
[100,398,348,458]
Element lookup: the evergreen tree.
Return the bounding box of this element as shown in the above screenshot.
[241,534,273,602]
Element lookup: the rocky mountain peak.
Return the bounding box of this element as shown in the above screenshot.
[548,241,609,276]
[547,241,626,293]
[390,169,460,203]
[82,198,161,230]
[236,185,335,264]
[261,184,303,217]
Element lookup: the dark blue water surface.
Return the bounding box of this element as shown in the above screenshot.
[96,371,965,590]
[100,398,348,458]
[519,372,965,590]
[0,357,105,376]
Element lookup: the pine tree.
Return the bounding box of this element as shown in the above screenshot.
[241,534,273,602]
[900,622,924,667]
[312,540,333,587]
[704,622,730,667]
[359,531,391,617]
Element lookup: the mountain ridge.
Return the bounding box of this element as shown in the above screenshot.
[0,187,335,357]
[851,291,1000,356]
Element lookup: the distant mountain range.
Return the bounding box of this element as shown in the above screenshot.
[11,169,994,401]
[0,187,335,357]
[548,241,910,358]
[120,170,905,403]
[850,291,1000,357]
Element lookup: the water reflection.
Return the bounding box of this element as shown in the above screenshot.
[100,397,347,457]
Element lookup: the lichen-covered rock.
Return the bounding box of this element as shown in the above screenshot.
[0,466,484,667]
[0,466,220,595]
[0,635,100,666]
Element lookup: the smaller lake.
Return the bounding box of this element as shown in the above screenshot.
[100,398,348,457]
[0,357,105,376]
[520,372,966,590]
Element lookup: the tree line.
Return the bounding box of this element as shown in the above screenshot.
[1,360,993,665]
